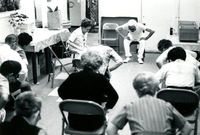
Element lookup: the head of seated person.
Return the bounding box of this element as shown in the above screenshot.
[5,34,18,50]
[15,91,42,125]
[157,39,173,52]
[133,71,160,98]
[167,47,186,62]
[18,32,33,49]
[80,49,103,73]
[81,18,94,34]
[0,60,21,84]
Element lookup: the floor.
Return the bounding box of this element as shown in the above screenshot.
[29,33,200,135]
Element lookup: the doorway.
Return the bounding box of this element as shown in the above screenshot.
[86,0,99,33]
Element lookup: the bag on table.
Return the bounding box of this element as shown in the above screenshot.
[47,6,63,30]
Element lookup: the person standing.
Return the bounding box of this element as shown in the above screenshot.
[115,19,155,64]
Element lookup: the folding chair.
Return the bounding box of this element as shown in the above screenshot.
[47,32,73,88]
[101,23,119,53]
[59,99,107,135]
[156,88,199,135]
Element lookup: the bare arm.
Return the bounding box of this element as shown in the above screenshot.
[106,122,119,135]
[180,121,192,135]
[115,27,130,40]
[109,50,123,72]
[140,28,155,41]
[67,41,84,51]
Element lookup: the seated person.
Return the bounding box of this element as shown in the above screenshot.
[0,74,9,122]
[156,47,200,90]
[58,49,119,131]
[106,71,192,135]
[67,18,93,58]
[156,39,200,69]
[0,91,48,135]
[0,60,31,121]
[5,33,31,66]
[115,19,155,64]
[0,43,28,81]
[90,44,123,80]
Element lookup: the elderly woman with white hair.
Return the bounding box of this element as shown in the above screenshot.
[58,49,119,131]
[115,19,155,64]
[106,71,192,135]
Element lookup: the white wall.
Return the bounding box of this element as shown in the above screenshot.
[99,0,200,52]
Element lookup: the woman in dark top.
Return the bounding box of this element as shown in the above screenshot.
[58,49,119,131]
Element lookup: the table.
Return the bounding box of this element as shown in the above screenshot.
[166,34,200,51]
[23,28,70,84]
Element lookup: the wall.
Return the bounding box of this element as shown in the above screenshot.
[99,0,200,52]
[0,0,35,42]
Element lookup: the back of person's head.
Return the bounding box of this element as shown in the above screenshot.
[18,32,33,46]
[133,71,159,97]
[157,39,173,52]
[0,60,21,77]
[81,18,93,28]
[167,47,186,61]
[81,49,103,71]
[5,34,18,46]
[15,91,42,118]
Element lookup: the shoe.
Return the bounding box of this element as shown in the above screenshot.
[123,57,131,63]
[137,58,144,64]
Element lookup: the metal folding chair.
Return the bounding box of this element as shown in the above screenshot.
[59,99,107,135]
[156,88,199,135]
[101,23,119,53]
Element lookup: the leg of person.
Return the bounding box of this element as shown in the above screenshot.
[123,39,132,63]
[137,40,146,64]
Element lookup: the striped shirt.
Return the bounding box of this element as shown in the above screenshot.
[111,95,186,134]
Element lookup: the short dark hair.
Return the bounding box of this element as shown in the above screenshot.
[81,18,93,28]
[167,47,186,61]
[157,39,173,52]
[18,32,33,46]
[0,60,21,76]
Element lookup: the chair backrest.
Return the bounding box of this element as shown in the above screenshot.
[59,99,105,119]
[156,88,199,116]
[103,23,119,30]
[102,23,119,39]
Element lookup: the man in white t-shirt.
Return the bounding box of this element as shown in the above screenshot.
[115,19,155,64]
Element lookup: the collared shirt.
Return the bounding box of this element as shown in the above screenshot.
[0,44,28,81]
[68,27,88,48]
[111,95,186,135]
[122,22,146,41]
[156,46,200,67]
[155,59,200,88]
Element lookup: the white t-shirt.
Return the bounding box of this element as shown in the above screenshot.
[122,22,146,41]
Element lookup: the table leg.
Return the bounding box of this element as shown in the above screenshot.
[32,53,38,84]
[44,48,52,74]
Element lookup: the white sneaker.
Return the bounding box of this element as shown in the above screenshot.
[137,58,144,64]
[123,57,131,63]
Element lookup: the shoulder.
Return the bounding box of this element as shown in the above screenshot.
[38,129,48,135]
